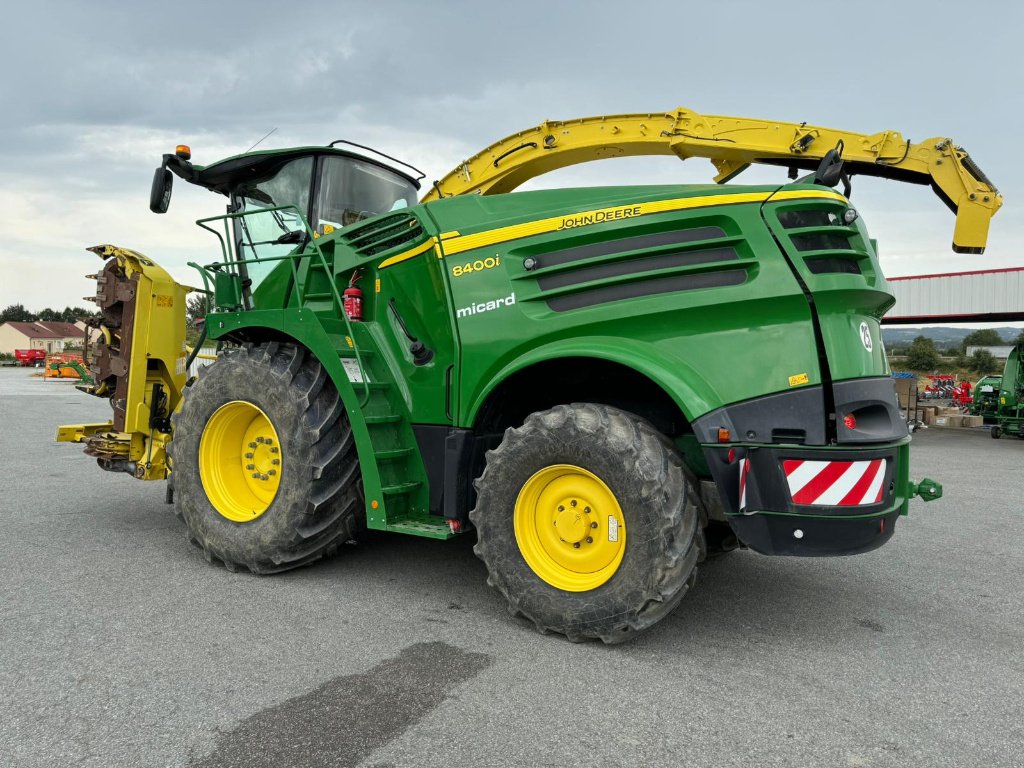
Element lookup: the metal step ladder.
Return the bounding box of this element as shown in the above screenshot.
[325,318,453,540]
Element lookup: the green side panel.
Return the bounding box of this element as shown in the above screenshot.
[250,256,303,310]
[761,196,894,383]
[423,185,824,426]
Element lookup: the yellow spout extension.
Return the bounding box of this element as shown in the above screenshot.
[423,106,1001,254]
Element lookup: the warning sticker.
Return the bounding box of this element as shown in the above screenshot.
[607,516,619,543]
[340,358,365,383]
[156,294,174,308]
[788,372,809,387]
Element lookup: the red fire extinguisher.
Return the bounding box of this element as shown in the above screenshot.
[344,270,363,321]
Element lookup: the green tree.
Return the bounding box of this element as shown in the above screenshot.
[37,307,62,321]
[184,294,210,346]
[186,294,208,328]
[0,303,37,322]
[907,335,939,370]
[962,328,1004,352]
[969,349,998,374]
[61,306,93,323]
[1013,328,1024,346]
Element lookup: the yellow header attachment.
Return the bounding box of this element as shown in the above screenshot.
[423,106,1001,254]
[56,244,188,480]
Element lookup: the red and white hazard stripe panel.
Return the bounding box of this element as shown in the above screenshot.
[738,457,751,511]
[782,459,887,507]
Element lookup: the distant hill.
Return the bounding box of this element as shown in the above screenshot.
[882,327,1022,349]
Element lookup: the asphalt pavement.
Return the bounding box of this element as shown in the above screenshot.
[0,367,1021,767]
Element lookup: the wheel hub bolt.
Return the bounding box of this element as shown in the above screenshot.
[265,438,273,445]
[268,470,276,476]
[248,442,257,448]
[558,505,565,512]
[260,474,269,481]
[586,536,593,544]
[246,464,255,470]
[271,459,280,465]
[245,452,254,459]
[570,500,577,507]
[270,447,279,454]
[573,542,581,549]
[256,437,265,444]
[584,507,591,513]
[251,472,260,479]
[591,522,598,529]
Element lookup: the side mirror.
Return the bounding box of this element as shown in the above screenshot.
[150,167,173,213]
[813,141,845,189]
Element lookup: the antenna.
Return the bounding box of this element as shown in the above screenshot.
[244,127,278,153]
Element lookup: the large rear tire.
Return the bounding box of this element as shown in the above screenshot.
[170,342,362,573]
[471,404,704,643]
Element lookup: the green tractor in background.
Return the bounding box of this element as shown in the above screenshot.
[991,346,1024,439]
[58,107,1000,642]
[970,374,1002,423]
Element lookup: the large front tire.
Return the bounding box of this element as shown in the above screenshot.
[170,342,362,573]
[470,404,704,643]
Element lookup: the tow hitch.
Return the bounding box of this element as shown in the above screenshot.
[910,478,943,502]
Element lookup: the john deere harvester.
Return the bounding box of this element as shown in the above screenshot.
[58,107,1001,642]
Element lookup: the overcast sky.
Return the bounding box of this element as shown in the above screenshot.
[1,0,1020,312]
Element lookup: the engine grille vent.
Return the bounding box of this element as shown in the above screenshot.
[775,204,868,276]
[341,213,423,257]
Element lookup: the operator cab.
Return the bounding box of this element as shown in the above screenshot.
[151,142,422,291]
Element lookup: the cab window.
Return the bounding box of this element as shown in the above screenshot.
[233,157,313,290]
[314,156,418,235]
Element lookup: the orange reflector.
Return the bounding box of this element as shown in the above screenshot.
[718,428,731,443]
[175,144,192,160]
[371,499,379,510]
[843,414,857,430]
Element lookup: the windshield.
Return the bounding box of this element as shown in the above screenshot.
[314,156,418,235]
[233,156,313,290]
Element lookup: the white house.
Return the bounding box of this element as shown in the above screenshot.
[0,321,97,355]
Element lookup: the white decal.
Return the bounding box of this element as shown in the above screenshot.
[455,292,516,319]
[607,516,619,543]
[340,358,365,383]
[859,321,873,352]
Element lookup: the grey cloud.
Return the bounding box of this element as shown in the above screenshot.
[1,0,1021,309]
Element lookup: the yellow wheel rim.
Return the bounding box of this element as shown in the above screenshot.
[514,464,626,592]
[199,400,282,523]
